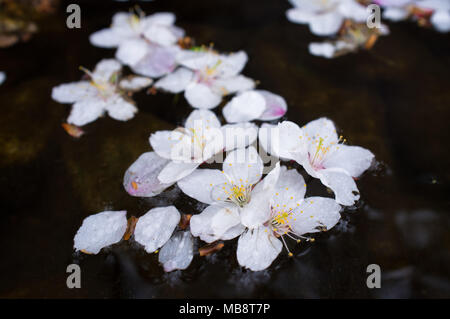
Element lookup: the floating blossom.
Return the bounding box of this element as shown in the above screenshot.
[158,231,194,272]
[0,72,5,85]
[74,210,128,254]
[375,0,450,32]
[149,109,257,184]
[222,90,288,123]
[286,0,369,36]
[154,48,255,109]
[51,59,152,126]
[90,11,184,77]
[260,118,374,206]
[308,20,389,58]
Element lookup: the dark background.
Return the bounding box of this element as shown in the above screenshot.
[0,0,449,298]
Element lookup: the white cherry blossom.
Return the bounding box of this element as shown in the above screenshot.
[90,11,184,77]
[51,59,152,126]
[259,118,374,206]
[154,49,255,109]
[149,109,258,184]
[286,0,369,36]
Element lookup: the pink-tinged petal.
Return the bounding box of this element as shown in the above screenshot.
[123,152,174,197]
[131,44,178,78]
[257,90,288,121]
[236,227,282,271]
[74,211,127,254]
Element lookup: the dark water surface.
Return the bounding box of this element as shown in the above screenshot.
[0,0,449,298]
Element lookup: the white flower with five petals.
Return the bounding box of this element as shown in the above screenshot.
[154,49,255,109]
[259,118,374,206]
[51,59,152,126]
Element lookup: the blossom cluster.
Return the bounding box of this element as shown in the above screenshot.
[286,0,450,58]
[70,10,374,272]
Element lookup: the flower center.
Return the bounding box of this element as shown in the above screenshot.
[308,134,346,169]
[196,59,222,84]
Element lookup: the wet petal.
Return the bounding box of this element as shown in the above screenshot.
[158,231,193,272]
[276,121,308,160]
[74,210,127,254]
[290,196,341,235]
[105,97,137,121]
[319,168,360,206]
[131,44,178,78]
[149,130,189,159]
[67,98,105,126]
[222,122,258,151]
[258,123,279,157]
[223,146,264,185]
[309,12,344,36]
[303,117,338,146]
[185,109,221,130]
[116,39,149,67]
[272,166,306,209]
[123,152,174,197]
[177,169,227,204]
[134,206,181,253]
[257,90,288,121]
[190,204,241,243]
[214,75,255,95]
[158,161,200,184]
[239,184,272,229]
[236,227,282,271]
[154,67,193,93]
[51,81,96,104]
[184,82,222,109]
[322,145,374,177]
[222,91,266,123]
[119,76,153,91]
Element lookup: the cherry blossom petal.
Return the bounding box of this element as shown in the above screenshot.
[158,161,200,184]
[257,90,288,121]
[158,231,193,272]
[116,39,149,67]
[190,204,241,243]
[149,130,189,159]
[185,109,221,130]
[382,7,409,21]
[134,206,181,253]
[119,76,153,91]
[290,197,341,235]
[51,81,96,103]
[143,25,179,46]
[339,0,369,22]
[154,67,193,93]
[177,50,220,71]
[223,146,264,185]
[272,166,306,209]
[318,168,360,206]
[258,123,279,157]
[276,121,308,160]
[239,184,272,229]
[303,117,338,146]
[431,10,450,33]
[67,98,105,126]
[89,28,123,48]
[216,51,248,78]
[322,145,374,178]
[131,44,178,78]
[74,211,127,254]
[177,169,227,204]
[184,82,223,109]
[143,12,176,26]
[236,226,282,271]
[123,152,174,197]
[214,75,255,95]
[222,91,266,123]
[92,59,122,83]
[222,122,258,151]
[286,8,314,24]
[309,11,344,36]
[105,97,138,121]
